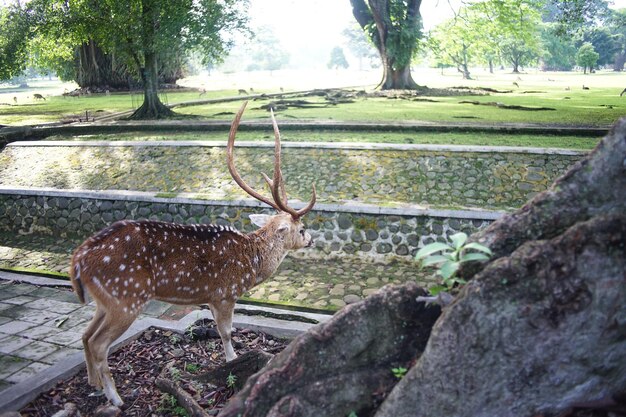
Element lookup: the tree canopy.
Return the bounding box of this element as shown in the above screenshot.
[1,0,248,118]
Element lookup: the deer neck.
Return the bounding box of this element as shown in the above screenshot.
[247,228,289,284]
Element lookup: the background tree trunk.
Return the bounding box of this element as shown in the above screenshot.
[74,40,131,89]
[72,40,185,91]
[614,52,625,71]
[380,62,419,89]
[350,0,423,90]
[129,52,174,119]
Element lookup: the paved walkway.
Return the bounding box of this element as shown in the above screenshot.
[0,271,331,412]
[0,276,173,395]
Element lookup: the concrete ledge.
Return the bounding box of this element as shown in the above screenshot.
[0,305,324,412]
[0,270,72,287]
[4,120,608,139]
[0,186,505,221]
[7,140,588,156]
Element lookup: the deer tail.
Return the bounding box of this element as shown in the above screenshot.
[70,259,86,304]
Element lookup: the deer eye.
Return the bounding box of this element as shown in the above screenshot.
[299,229,305,236]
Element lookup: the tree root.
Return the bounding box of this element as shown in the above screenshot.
[155,377,210,417]
[459,100,556,111]
[195,350,274,390]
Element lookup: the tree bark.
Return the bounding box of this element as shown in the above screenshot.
[195,350,274,390]
[614,51,625,71]
[379,63,419,89]
[129,51,174,119]
[219,284,441,417]
[73,41,132,89]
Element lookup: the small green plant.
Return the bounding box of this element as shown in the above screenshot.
[186,325,195,340]
[169,334,181,344]
[169,366,182,381]
[173,406,189,417]
[415,232,491,294]
[185,363,200,373]
[157,393,177,413]
[226,372,237,388]
[347,412,358,417]
[391,367,408,379]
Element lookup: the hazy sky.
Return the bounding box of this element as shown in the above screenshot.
[246,0,626,66]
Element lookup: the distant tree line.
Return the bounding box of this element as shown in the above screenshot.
[347,0,625,86]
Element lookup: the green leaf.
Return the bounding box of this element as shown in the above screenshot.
[421,254,452,267]
[463,242,493,255]
[460,252,490,262]
[415,242,452,260]
[428,285,446,295]
[439,261,459,279]
[450,232,468,250]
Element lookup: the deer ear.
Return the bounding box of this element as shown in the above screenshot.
[249,214,272,228]
[276,220,290,233]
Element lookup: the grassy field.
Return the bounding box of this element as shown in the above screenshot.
[1,68,624,127]
[48,131,600,150]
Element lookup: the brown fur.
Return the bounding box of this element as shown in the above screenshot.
[70,215,312,406]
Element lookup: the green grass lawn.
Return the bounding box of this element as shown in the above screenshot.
[48,131,600,150]
[1,70,624,127]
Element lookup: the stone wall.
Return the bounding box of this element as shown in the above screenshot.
[0,142,584,210]
[0,192,496,260]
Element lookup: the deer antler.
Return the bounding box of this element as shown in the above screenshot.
[227,102,316,219]
[227,101,281,211]
[266,109,316,219]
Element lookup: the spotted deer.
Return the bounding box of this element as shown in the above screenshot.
[70,101,316,406]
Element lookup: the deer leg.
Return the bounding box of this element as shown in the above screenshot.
[87,311,136,407]
[82,307,106,388]
[211,300,237,361]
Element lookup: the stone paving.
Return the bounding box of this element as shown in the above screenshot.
[0,279,173,395]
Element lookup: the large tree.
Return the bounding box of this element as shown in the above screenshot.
[576,42,600,74]
[484,0,543,73]
[350,0,423,90]
[428,14,477,80]
[14,0,247,119]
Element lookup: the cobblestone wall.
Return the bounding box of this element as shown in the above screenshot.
[0,193,493,260]
[0,144,583,210]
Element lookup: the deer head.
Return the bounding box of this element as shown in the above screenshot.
[227,101,316,251]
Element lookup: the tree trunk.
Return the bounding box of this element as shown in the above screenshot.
[380,62,419,89]
[614,51,625,71]
[488,59,494,74]
[129,52,174,119]
[74,40,132,89]
[460,45,472,79]
[512,57,520,73]
[459,65,471,79]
